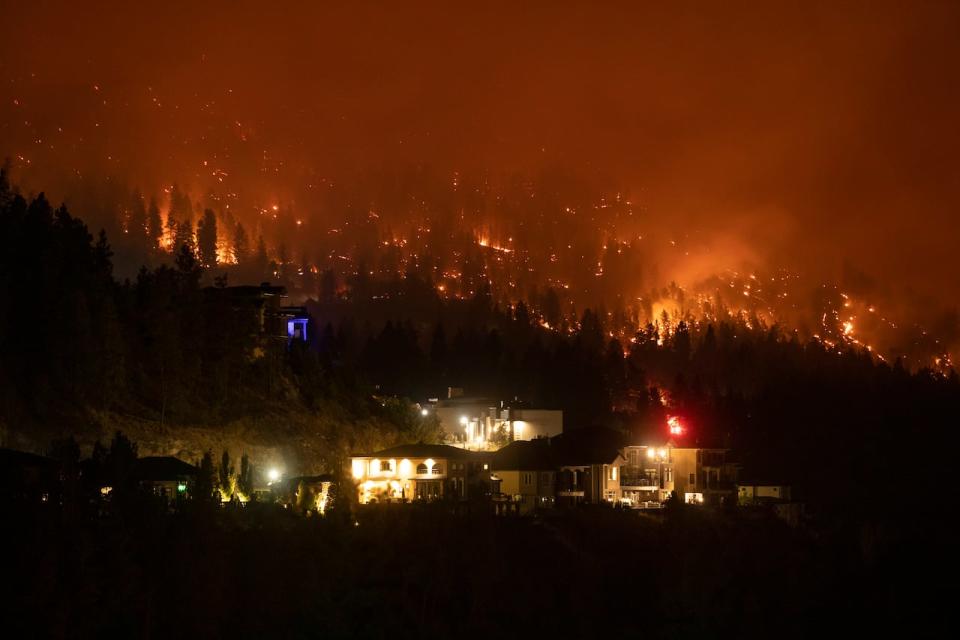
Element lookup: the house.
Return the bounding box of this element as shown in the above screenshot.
[0,448,60,503]
[737,482,792,506]
[425,388,562,450]
[620,445,674,506]
[670,448,739,505]
[619,444,740,507]
[203,282,310,347]
[132,456,198,501]
[350,443,496,504]
[738,481,803,526]
[492,439,555,513]
[551,428,625,506]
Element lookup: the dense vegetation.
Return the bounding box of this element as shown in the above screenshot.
[3,171,959,513]
[1,173,955,636]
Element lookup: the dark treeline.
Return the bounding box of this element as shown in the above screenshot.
[313,288,959,520]
[3,173,960,522]
[0,173,441,463]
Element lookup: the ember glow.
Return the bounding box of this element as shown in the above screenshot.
[0,1,957,371]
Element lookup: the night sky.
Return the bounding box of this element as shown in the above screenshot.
[2,1,958,356]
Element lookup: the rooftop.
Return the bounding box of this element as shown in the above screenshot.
[357,443,485,460]
[133,456,198,482]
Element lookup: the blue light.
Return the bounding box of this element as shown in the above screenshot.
[287,318,308,342]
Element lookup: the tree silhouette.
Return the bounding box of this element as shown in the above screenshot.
[197,208,218,268]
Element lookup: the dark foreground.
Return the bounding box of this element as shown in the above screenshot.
[1,500,950,639]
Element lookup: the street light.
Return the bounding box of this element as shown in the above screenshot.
[268,468,281,483]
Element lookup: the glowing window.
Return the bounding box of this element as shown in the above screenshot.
[416,463,429,474]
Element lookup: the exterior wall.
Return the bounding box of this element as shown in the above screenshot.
[671,448,700,498]
[352,455,453,504]
[738,484,792,504]
[496,469,555,513]
[506,409,562,440]
[435,403,499,443]
[557,462,621,505]
[621,446,673,505]
[433,402,562,448]
[351,454,489,504]
[672,448,736,505]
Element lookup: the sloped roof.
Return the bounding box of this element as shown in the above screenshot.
[133,456,197,482]
[492,439,555,471]
[550,427,626,466]
[0,448,60,470]
[358,443,482,460]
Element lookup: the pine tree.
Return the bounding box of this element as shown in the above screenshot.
[218,449,235,501]
[197,208,218,268]
[237,453,255,500]
[194,450,216,502]
[254,234,268,278]
[173,218,194,257]
[233,221,249,265]
[147,195,163,250]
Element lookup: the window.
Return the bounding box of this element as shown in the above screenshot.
[417,463,429,474]
[432,463,443,475]
[378,460,393,473]
[689,473,696,485]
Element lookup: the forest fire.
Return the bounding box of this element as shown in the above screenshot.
[1,3,958,637]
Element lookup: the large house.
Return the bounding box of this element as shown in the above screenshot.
[620,445,739,506]
[620,445,674,506]
[551,428,626,506]
[492,439,556,513]
[425,388,562,450]
[350,443,496,504]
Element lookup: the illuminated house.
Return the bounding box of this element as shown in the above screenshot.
[350,444,495,504]
[620,445,674,506]
[669,448,738,505]
[492,439,556,513]
[426,389,562,450]
[551,428,625,506]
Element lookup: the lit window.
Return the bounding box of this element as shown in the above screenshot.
[351,459,365,479]
[416,463,429,474]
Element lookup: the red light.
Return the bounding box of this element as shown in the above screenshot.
[667,415,684,436]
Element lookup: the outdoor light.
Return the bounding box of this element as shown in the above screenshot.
[177,483,187,492]
[352,459,365,479]
[460,415,468,425]
[421,408,429,416]
[268,468,281,482]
